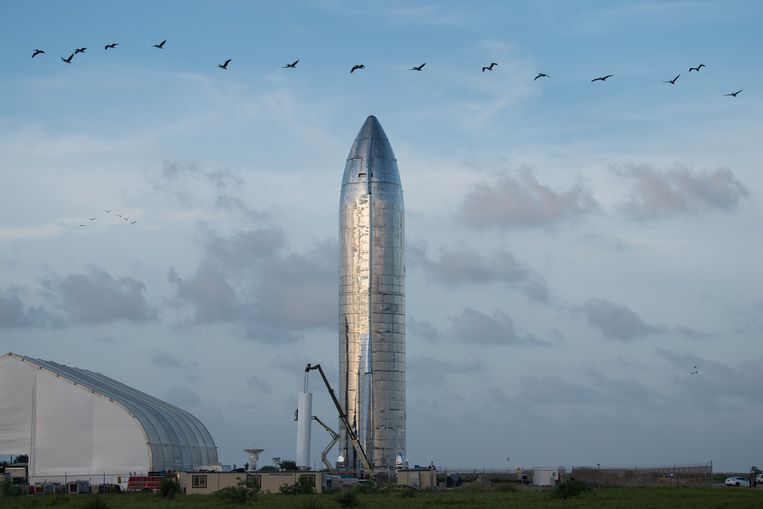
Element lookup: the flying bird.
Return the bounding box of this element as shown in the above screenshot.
[533,72,550,81]
[725,89,743,97]
[74,48,87,54]
[482,62,498,72]
[284,59,299,69]
[130,221,137,224]
[410,63,426,71]
[153,40,167,49]
[663,74,680,85]
[61,53,74,64]
[218,59,231,70]
[123,217,129,221]
[89,218,96,221]
[79,224,86,227]
[690,366,699,375]
[350,64,365,73]
[116,214,122,217]
[104,210,111,213]
[104,43,118,50]
[689,64,705,72]
[591,74,614,82]
[32,49,45,58]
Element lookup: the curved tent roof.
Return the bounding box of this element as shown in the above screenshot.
[9,353,218,471]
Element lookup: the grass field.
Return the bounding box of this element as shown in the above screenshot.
[2,487,763,509]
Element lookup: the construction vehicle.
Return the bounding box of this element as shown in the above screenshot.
[304,363,373,477]
[312,416,339,472]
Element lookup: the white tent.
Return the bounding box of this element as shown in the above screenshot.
[0,353,218,482]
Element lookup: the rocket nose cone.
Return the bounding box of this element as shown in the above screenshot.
[342,115,400,186]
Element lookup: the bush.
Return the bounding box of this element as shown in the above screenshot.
[399,487,416,498]
[279,476,315,495]
[549,479,592,500]
[159,476,179,499]
[336,489,360,507]
[83,496,111,509]
[216,485,257,505]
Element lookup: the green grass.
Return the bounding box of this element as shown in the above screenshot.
[1,487,762,508]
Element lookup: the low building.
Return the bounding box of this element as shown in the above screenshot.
[397,468,437,490]
[179,471,325,495]
[533,467,564,486]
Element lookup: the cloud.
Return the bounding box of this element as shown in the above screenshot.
[162,385,202,407]
[458,169,598,229]
[246,374,273,394]
[580,298,663,341]
[0,285,58,329]
[169,226,337,343]
[448,307,547,346]
[41,266,157,323]
[155,161,267,220]
[409,243,550,302]
[408,317,441,342]
[612,164,749,221]
[408,355,489,386]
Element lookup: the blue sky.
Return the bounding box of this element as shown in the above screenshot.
[1,1,762,471]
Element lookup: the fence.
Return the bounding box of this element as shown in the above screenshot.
[571,463,712,488]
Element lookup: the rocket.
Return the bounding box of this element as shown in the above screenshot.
[339,116,405,471]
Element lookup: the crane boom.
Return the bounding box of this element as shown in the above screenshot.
[305,363,373,476]
[312,416,340,472]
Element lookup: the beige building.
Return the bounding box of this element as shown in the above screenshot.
[179,471,324,495]
[397,469,437,490]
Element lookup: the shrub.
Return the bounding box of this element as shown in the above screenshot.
[279,476,315,495]
[399,487,417,498]
[159,476,179,499]
[549,479,592,500]
[336,489,360,507]
[216,485,256,505]
[83,496,111,509]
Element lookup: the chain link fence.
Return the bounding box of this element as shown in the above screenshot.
[571,463,712,488]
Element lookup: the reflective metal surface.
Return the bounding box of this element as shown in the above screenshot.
[339,116,405,471]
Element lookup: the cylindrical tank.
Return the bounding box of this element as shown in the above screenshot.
[296,392,312,469]
[339,115,405,471]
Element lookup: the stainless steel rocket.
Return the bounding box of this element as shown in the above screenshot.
[339,116,405,472]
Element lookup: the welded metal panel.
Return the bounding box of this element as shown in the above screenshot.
[339,116,405,471]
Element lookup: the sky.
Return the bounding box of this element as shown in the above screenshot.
[1,0,762,472]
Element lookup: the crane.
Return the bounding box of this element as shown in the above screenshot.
[304,363,373,476]
[312,415,340,472]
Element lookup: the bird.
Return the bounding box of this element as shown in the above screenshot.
[410,63,426,71]
[689,64,705,72]
[218,59,231,70]
[104,210,111,214]
[130,221,137,224]
[591,74,614,82]
[104,43,118,50]
[663,74,680,85]
[725,89,743,97]
[690,366,699,375]
[61,53,74,64]
[350,64,365,73]
[79,224,86,227]
[123,217,129,221]
[116,214,122,217]
[74,48,87,54]
[533,72,550,81]
[32,49,45,58]
[283,59,299,69]
[89,218,96,221]
[153,40,167,49]
[482,63,498,72]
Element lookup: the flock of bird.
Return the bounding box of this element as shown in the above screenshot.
[75,210,136,229]
[28,41,744,96]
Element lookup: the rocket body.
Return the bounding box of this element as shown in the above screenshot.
[339,116,405,471]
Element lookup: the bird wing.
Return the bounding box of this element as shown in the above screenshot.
[225,59,231,65]
[292,59,299,66]
[674,75,680,81]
